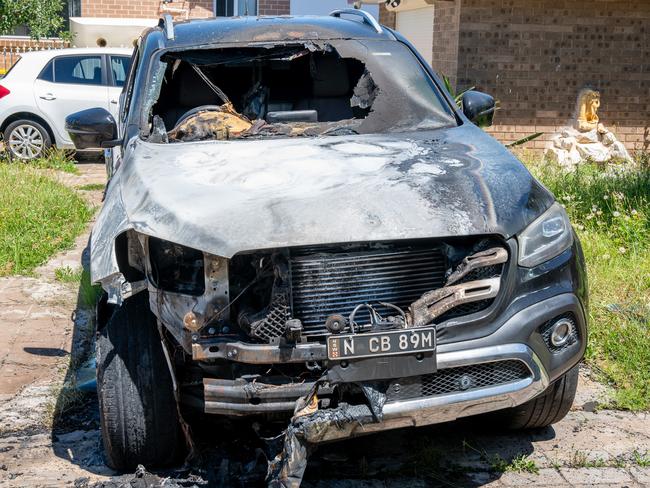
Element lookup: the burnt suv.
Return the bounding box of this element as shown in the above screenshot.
[66,11,587,472]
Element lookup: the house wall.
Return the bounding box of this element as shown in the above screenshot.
[382,0,649,153]
[458,0,650,152]
[258,0,290,15]
[79,0,289,18]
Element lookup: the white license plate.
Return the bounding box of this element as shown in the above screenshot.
[327,328,436,360]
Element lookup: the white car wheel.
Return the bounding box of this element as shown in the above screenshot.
[4,120,51,160]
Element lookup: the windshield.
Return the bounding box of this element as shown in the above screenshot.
[143,39,457,143]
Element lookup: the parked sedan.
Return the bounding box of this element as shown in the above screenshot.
[0,47,132,160]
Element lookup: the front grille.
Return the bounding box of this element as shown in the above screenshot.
[290,243,446,335]
[386,360,530,403]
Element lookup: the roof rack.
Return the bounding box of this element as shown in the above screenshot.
[158,13,175,40]
[329,8,383,34]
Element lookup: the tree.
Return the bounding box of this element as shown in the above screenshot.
[0,0,66,39]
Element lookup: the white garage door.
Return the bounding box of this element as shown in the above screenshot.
[396,6,434,65]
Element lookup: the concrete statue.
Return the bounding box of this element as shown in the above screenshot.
[546,89,632,168]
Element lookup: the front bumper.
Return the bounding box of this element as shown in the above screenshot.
[313,343,548,443]
[198,292,586,426]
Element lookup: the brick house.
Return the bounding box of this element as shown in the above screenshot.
[79,0,290,18]
[380,0,649,152]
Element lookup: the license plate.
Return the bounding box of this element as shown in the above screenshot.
[327,328,436,360]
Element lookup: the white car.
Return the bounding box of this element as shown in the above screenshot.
[0,47,132,160]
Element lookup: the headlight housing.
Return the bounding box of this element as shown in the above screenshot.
[148,237,205,295]
[518,202,573,268]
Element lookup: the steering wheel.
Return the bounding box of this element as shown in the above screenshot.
[173,105,223,129]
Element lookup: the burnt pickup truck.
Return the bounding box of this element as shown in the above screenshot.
[66,11,587,473]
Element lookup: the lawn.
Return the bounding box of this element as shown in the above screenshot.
[521,152,650,411]
[0,156,92,276]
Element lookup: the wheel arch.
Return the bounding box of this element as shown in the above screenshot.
[1,111,58,145]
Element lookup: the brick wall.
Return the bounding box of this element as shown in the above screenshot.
[378,4,396,29]
[431,0,461,88]
[449,0,650,152]
[79,0,290,18]
[80,0,213,18]
[259,0,289,15]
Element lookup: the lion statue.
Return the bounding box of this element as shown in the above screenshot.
[576,89,606,133]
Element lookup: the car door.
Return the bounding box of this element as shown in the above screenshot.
[107,55,132,121]
[33,54,109,145]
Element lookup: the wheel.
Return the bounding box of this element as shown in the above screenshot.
[96,292,184,470]
[487,364,579,430]
[4,119,52,160]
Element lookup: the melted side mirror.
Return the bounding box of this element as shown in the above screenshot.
[65,107,119,150]
[461,90,496,128]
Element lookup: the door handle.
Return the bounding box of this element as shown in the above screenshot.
[39,93,56,101]
[110,99,118,104]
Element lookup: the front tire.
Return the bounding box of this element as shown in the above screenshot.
[96,293,184,470]
[488,364,579,430]
[4,119,52,160]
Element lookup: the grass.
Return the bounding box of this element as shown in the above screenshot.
[491,454,539,474]
[633,450,650,467]
[518,151,650,411]
[31,148,79,174]
[55,265,102,309]
[54,265,83,283]
[0,159,92,276]
[77,183,105,191]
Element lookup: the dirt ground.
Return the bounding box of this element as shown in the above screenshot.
[0,162,649,487]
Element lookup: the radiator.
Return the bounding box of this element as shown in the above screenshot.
[289,242,447,336]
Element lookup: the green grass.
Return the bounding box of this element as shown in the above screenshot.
[31,148,79,174]
[77,183,105,191]
[0,162,92,276]
[518,151,650,411]
[54,265,83,283]
[491,454,539,474]
[633,450,650,467]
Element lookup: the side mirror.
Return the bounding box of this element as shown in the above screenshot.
[65,107,119,150]
[461,90,496,128]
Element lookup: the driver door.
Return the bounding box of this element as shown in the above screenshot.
[33,54,110,145]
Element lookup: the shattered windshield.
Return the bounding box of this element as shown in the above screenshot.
[144,39,457,143]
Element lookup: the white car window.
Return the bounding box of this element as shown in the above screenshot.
[53,55,103,85]
[110,56,132,87]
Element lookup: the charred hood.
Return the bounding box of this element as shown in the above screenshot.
[110,124,553,259]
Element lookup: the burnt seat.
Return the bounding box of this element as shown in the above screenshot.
[294,56,353,122]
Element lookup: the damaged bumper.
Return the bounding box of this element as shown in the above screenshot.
[314,343,548,443]
[194,291,586,435]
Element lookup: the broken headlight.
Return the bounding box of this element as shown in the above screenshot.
[518,202,573,268]
[148,237,205,295]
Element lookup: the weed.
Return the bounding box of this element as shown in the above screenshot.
[31,148,78,174]
[0,163,92,276]
[54,266,101,308]
[633,450,650,467]
[79,267,102,309]
[43,380,88,430]
[567,450,607,468]
[463,440,538,475]
[490,454,539,474]
[54,266,82,283]
[77,183,105,191]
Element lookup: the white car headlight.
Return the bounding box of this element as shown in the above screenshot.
[518,203,574,268]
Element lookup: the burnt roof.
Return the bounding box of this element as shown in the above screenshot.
[146,15,395,49]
